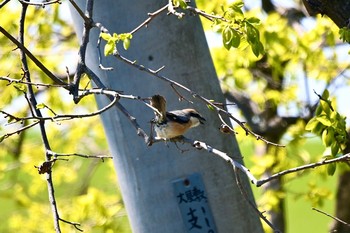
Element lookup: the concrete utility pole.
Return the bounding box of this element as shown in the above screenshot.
[70,0,263,232]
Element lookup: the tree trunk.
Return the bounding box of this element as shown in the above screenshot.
[302,0,350,28]
[70,0,263,232]
[331,171,350,233]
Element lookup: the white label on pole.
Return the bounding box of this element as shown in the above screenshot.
[172,173,217,233]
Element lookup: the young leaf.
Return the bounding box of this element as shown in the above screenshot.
[305,118,318,131]
[13,83,26,92]
[322,89,329,99]
[231,30,241,48]
[104,40,115,56]
[222,26,234,50]
[316,115,332,126]
[327,163,336,176]
[100,32,112,41]
[179,0,187,9]
[123,38,131,50]
[247,17,260,24]
[36,103,46,109]
[331,142,339,157]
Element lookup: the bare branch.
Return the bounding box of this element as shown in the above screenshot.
[256,153,350,187]
[0,0,11,9]
[130,4,169,35]
[18,1,61,231]
[59,218,83,232]
[0,76,66,88]
[168,0,185,18]
[17,0,61,7]
[52,152,113,161]
[312,207,350,227]
[0,26,67,87]
[235,167,282,233]
[113,51,284,147]
[0,121,40,142]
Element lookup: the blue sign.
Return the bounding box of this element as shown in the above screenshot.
[172,173,217,233]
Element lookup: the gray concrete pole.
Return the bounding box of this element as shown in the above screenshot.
[70,0,263,232]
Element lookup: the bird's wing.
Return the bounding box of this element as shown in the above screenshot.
[166,110,190,124]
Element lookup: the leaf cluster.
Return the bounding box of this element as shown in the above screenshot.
[217,1,264,57]
[0,3,130,232]
[100,32,132,56]
[305,90,347,175]
[339,27,350,43]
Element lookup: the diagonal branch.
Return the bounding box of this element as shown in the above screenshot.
[18,1,61,232]
[256,153,350,187]
[0,26,67,87]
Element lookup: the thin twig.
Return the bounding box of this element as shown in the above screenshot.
[0,76,66,88]
[312,207,350,227]
[0,0,11,9]
[186,5,227,22]
[59,218,83,232]
[113,51,284,147]
[256,153,350,187]
[0,121,40,141]
[17,0,61,7]
[48,150,113,161]
[176,137,259,185]
[167,0,185,18]
[130,4,169,35]
[0,26,67,87]
[235,167,282,233]
[0,89,122,124]
[18,1,61,232]
[84,66,150,144]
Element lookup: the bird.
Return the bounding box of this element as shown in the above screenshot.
[150,95,205,139]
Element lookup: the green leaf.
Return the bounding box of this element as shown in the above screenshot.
[327,163,336,176]
[0,135,5,143]
[36,103,46,109]
[320,100,331,115]
[316,115,332,126]
[230,30,241,48]
[305,118,318,131]
[322,128,333,147]
[315,104,323,116]
[322,89,329,99]
[104,40,115,56]
[246,23,259,44]
[123,38,130,50]
[229,1,244,15]
[339,27,350,43]
[222,26,234,50]
[13,83,26,92]
[207,104,215,111]
[100,32,111,41]
[331,142,339,156]
[247,17,260,24]
[173,0,180,7]
[179,0,187,9]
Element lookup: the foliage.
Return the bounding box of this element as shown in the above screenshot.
[101,32,132,56]
[0,2,130,232]
[198,0,350,231]
[339,27,350,44]
[305,89,348,175]
[217,1,264,56]
[1,0,350,233]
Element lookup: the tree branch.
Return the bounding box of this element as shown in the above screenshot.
[256,153,350,187]
[18,1,61,232]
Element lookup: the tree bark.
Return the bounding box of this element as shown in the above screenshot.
[70,0,263,232]
[302,0,350,28]
[331,171,350,233]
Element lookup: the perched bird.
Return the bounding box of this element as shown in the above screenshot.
[150,95,205,139]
